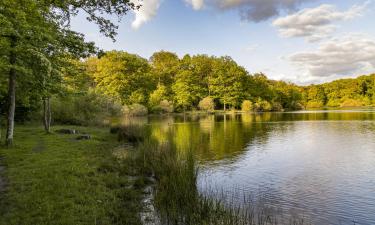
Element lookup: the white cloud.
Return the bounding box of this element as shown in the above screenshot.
[288,34,375,80]
[185,0,204,10]
[273,2,369,42]
[131,0,161,29]
[187,0,313,22]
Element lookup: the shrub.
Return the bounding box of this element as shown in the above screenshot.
[198,97,215,111]
[122,104,148,116]
[151,100,174,114]
[254,99,272,112]
[293,102,305,110]
[241,100,253,112]
[271,102,283,112]
[306,101,324,108]
[51,92,122,125]
[340,98,363,107]
[159,100,174,113]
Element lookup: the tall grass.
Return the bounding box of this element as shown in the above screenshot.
[127,134,311,225]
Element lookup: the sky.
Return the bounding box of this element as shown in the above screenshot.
[71,0,375,85]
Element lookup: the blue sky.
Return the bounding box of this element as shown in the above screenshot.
[71,0,375,84]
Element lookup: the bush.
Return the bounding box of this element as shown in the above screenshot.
[271,102,283,111]
[51,92,122,125]
[122,104,148,116]
[159,100,174,113]
[326,99,340,107]
[198,97,215,111]
[340,98,363,107]
[254,99,272,112]
[293,102,305,110]
[151,100,174,114]
[241,100,253,112]
[306,101,324,108]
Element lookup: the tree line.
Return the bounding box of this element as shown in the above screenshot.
[302,75,375,108]
[83,51,305,113]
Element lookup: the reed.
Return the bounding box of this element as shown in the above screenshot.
[132,136,311,225]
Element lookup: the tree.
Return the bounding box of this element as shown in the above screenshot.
[172,70,197,112]
[210,57,248,110]
[93,51,153,105]
[0,0,56,145]
[241,100,253,112]
[150,51,179,87]
[190,55,214,96]
[172,55,208,111]
[149,84,168,109]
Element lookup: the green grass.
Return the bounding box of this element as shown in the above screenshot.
[0,125,144,225]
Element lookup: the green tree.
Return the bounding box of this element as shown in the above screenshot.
[241,100,253,112]
[93,51,153,105]
[149,84,168,108]
[210,57,248,110]
[150,51,179,87]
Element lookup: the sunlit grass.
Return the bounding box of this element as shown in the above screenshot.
[0,125,144,225]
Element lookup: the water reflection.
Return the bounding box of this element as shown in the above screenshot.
[120,111,375,225]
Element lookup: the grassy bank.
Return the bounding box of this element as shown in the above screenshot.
[0,125,145,225]
[0,124,311,225]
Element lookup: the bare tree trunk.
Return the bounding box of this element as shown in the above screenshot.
[6,37,17,147]
[43,97,52,133]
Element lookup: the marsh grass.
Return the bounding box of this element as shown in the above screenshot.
[132,136,311,225]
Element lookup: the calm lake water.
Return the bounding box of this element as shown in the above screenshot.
[124,110,375,225]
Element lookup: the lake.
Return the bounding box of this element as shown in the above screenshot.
[123,110,375,225]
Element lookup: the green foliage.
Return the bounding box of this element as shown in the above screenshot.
[93,51,153,105]
[306,101,324,108]
[272,102,283,112]
[340,98,364,107]
[198,97,215,111]
[150,51,179,87]
[210,57,249,109]
[51,91,122,125]
[122,104,148,116]
[172,70,201,111]
[73,51,309,114]
[149,84,168,109]
[303,74,375,108]
[254,98,272,112]
[156,100,174,113]
[241,100,253,112]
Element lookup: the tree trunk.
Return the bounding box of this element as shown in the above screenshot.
[6,37,17,147]
[43,97,52,133]
[223,101,226,111]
